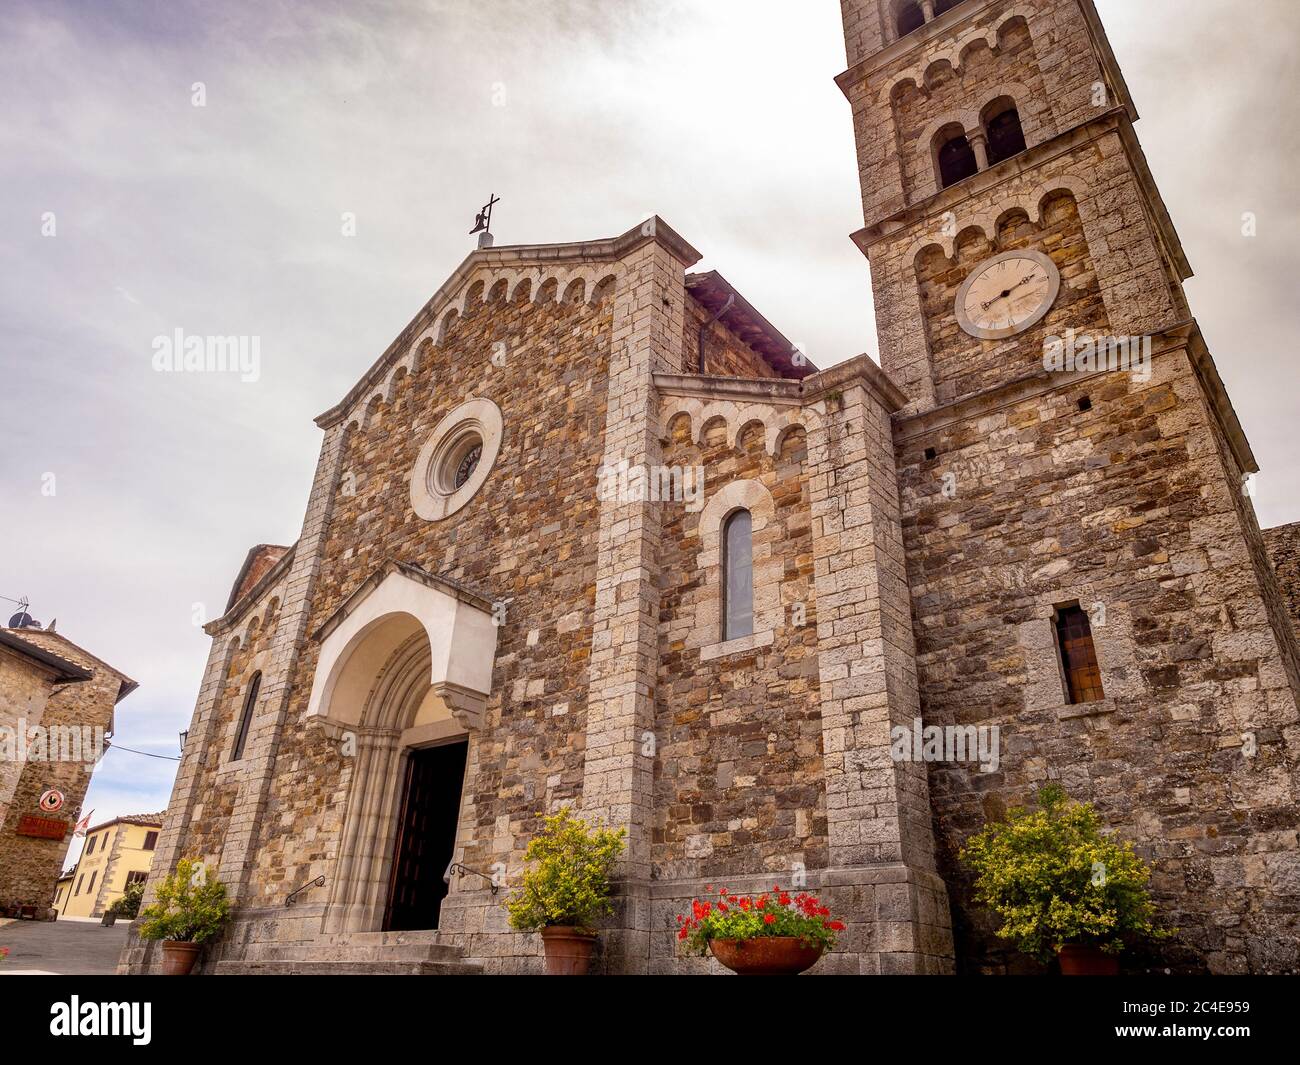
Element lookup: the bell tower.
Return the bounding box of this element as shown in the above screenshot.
[837,0,1193,412]
[837,1,1300,973]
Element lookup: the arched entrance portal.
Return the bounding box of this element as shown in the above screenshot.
[305,562,497,935]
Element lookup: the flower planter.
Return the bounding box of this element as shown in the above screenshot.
[709,937,824,976]
[540,926,597,975]
[160,941,202,975]
[1058,943,1119,976]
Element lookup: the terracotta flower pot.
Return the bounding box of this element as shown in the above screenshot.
[540,926,597,975]
[1058,943,1119,976]
[160,940,202,976]
[709,937,824,976]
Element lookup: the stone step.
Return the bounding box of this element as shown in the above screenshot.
[253,942,465,964]
[213,959,482,976]
[339,930,448,947]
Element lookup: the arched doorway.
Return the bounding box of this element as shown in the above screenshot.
[306,562,497,935]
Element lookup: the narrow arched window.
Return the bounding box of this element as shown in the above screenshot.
[938,132,978,188]
[985,105,1027,165]
[722,509,754,641]
[896,1,925,38]
[231,671,261,761]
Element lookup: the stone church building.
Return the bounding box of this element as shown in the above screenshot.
[123,0,1300,974]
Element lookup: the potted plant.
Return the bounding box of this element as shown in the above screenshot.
[677,885,843,975]
[960,784,1171,975]
[103,879,145,926]
[136,857,231,975]
[505,807,626,975]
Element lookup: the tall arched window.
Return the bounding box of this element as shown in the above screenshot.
[231,671,261,761]
[895,1,925,38]
[937,131,978,188]
[722,509,754,641]
[984,104,1027,165]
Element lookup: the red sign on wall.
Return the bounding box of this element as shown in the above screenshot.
[16,815,69,840]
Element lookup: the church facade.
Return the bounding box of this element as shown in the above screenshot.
[122,0,1300,975]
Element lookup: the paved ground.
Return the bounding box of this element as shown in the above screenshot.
[0,918,128,975]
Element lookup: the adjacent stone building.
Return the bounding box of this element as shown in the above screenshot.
[123,0,1300,974]
[0,624,136,916]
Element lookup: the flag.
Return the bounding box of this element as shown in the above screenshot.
[73,809,94,836]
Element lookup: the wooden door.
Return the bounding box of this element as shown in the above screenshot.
[383,740,468,931]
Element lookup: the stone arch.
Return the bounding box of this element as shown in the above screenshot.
[889,0,926,43]
[534,276,559,304]
[919,109,981,161]
[698,413,730,447]
[589,273,617,305]
[308,563,498,935]
[362,393,383,430]
[487,278,508,303]
[437,308,459,345]
[953,222,995,262]
[731,404,774,450]
[658,398,820,458]
[767,410,819,457]
[409,332,436,374]
[318,618,448,933]
[510,277,532,303]
[385,364,408,405]
[665,409,694,443]
[879,6,1037,105]
[907,234,952,266]
[775,422,808,461]
[562,278,586,305]
[1029,179,1089,224]
[994,8,1035,46]
[921,57,957,89]
[461,279,486,314]
[735,417,767,452]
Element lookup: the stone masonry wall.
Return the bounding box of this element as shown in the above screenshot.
[866,122,1184,415]
[897,348,1300,973]
[890,18,1052,206]
[250,279,617,920]
[683,297,783,380]
[1265,523,1300,639]
[0,647,53,828]
[0,637,121,910]
[654,418,825,881]
[843,0,1111,229]
[918,191,1106,405]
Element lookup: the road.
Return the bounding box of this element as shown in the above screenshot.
[0,918,128,975]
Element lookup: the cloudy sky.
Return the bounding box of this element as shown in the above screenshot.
[3,0,1297,850]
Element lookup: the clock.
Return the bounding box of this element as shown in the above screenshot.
[954,249,1060,340]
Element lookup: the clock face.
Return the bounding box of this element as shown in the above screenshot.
[954,250,1061,340]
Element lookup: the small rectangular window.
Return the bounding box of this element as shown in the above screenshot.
[75,875,84,895]
[143,831,158,851]
[126,870,148,887]
[1055,604,1105,704]
[87,871,97,894]
[86,835,96,855]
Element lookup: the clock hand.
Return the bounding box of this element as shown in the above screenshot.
[981,272,1041,312]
